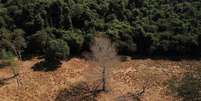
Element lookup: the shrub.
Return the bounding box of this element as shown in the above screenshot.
[45,39,70,62]
[168,68,201,101]
[0,49,15,66]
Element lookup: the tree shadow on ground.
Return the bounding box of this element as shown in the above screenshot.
[0,63,7,69]
[116,92,143,101]
[0,74,18,87]
[0,60,13,69]
[167,72,201,101]
[55,82,102,101]
[0,80,6,87]
[115,87,146,101]
[32,60,62,72]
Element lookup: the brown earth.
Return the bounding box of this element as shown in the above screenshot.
[0,57,199,101]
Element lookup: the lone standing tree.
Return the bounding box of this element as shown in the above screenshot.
[90,35,118,92]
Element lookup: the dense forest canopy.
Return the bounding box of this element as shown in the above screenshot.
[0,0,201,59]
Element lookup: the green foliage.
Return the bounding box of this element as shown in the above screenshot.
[106,20,136,54]
[0,0,201,58]
[0,49,15,66]
[30,28,84,54]
[0,28,26,58]
[0,49,14,60]
[29,30,51,53]
[62,30,84,54]
[0,50,18,75]
[45,39,70,62]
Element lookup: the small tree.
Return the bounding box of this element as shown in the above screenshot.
[0,50,17,76]
[89,35,118,92]
[0,28,26,86]
[0,49,19,78]
[0,29,26,60]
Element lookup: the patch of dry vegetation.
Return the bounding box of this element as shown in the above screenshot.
[0,57,195,101]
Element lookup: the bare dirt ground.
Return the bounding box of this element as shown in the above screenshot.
[0,57,199,101]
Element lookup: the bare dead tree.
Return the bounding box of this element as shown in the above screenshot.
[88,35,119,92]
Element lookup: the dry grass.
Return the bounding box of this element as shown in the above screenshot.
[0,57,198,101]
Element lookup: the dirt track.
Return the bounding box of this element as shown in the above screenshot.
[0,58,198,101]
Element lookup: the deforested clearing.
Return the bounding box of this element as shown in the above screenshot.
[1,0,201,100]
[0,57,198,101]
